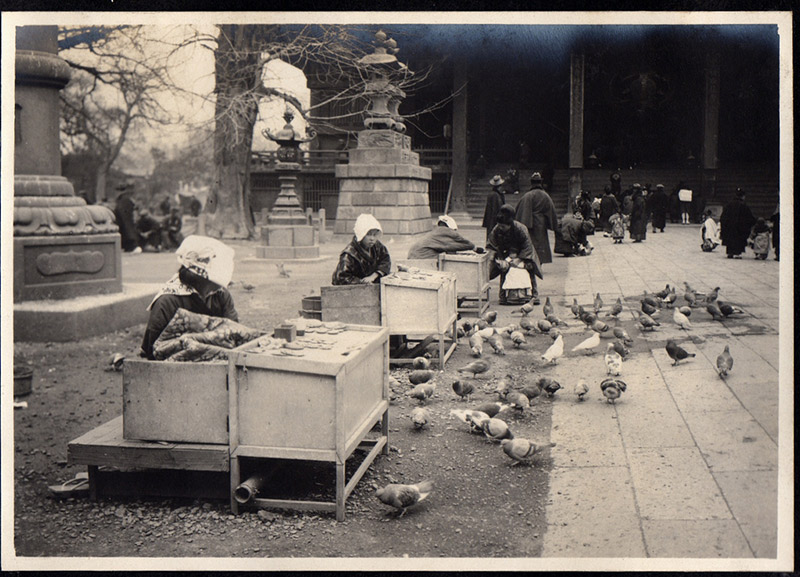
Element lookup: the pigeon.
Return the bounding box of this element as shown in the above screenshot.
[612,327,633,345]
[705,287,720,304]
[655,284,671,299]
[515,302,534,316]
[475,319,490,331]
[548,327,562,341]
[375,480,434,517]
[665,339,695,365]
[611,339,630,359]
[718,301,744,317]
[450,409,490,433]
[520,383,542,401]
[501,323,519,336]
[411,407,430,429]
[673,308,692,330]
[506,391,531,411]
[716,344,733,378]
[579,311,597,328]
[469,333,484,357]
[457,359,490,377]
[486,333,506,356]
[276,263,291,278]
[662,290,678,307]
[481,310,498,325]
[706,302,725,322]
[608,297,623,318]
[106,353,125,372]
[493,375,513,399]
[537,319,553,333]
[641,300,659,317]
[412,357,430,370]
[571,298,581,318]
[452,379,475,401]
[501,438,546,466]
[683,286,697,307]
[571,331,601,355]
[519,317,535,333]
[546,314,566,327]
[593,293,604,313]
[476,326,496,340]
[473,402,510,418]
[604,343,623,375]
[642,292,661,309]
[541,334,564,365]
[408,370,435,385]
[482,417,514,442]
[461,320,474,335]
[678,306,693,317]
[542,297,555,318]
[510,331,527,348]
[635,310,660,331]
[600,377,627,404]
[408,383,436,403]
[240,281,256,291]
[574,379,589,401]
[536,377,562,397]
[591,318,610,333]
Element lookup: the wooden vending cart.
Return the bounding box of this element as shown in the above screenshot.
[227,323,390,521]
[380,269,458,370]
[438,252,491,316]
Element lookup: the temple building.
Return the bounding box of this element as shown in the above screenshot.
[249,24,780,223]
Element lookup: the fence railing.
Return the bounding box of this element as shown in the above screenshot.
[251,148,454,173]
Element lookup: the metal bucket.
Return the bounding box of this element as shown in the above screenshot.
[14,365,33,397]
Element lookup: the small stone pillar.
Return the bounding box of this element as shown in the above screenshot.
[256,108,320,259]
[334,31,432,235]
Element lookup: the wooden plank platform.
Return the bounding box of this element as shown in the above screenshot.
[68,416,229,472]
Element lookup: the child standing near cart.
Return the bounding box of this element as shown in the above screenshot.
[609,209,627,244]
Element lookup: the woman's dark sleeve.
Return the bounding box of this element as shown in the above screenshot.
[375,243,392,278]
[332,253,361,285]
[219,289,239,322]
[140,296,181,359]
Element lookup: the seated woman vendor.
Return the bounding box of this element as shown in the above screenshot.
[140,235,238,359]
[331,213,391,285]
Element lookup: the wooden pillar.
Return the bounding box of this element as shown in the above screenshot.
[701,50,721,204]
[448,58,470,216]
[568,51,585,202]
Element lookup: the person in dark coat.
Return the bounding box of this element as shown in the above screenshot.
[164,207,184,250]
[482,175,506,241]
[598,186,619,234]
[647,184,669,232]
[720,188,756,259]
[141,235,238,359]
[407,215,475,259]
[487,205,543,305]
[629,186,647,242]
[609,170,623,202]
[769,204,779,261]
[514,172,559,265]
[668,185,682,223]
[556,214,595,256]
[114,183,141,253]
[136,209,163,252]
[332,213,392,285]
[573,190,595,223]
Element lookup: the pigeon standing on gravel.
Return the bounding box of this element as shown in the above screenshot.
[452,380,475,401]
[641,300,659,317]
[571,331,601,355]
[408,383,436,403]
[510,331,527,348]
[716,345,734,378]
[600,378,627,404]
[673,308,692,330]
[501,438,546,466]
[473,402,510,418]
[612,327,633,345]
[611,340,630,359]
[542,297,555,318]
[604,343,623,375]
[537,319,553,333]
[486,333,506,356]
[515,302,534,316]
[493,374,513,399]
[411,407,430,429]
[571,298,582,318]
[375,480,434,517]
[450,409,490,433]
[469,333,484,357]
[706,302,726,322]
[705,287,721,304]
[574,379,589,401]
[412,357,430,370]
[537,377,563,397]
[635,310,660,331]
[593,293,604,313]
[409,370,435,385]
[678,306,693,317]
[662,290,678,308]
[481,310,498,325]
[655,284,671,299]
[541,334,564,365]
[718,301,745,318]
[506,391,531,412]
[666,339,696,365]
[608,297,623,318]
[457,360,490,377]
[482,417,514,442]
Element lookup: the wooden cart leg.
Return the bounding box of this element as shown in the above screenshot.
[335,461,346,522]
[87,465,99,501]
[381,409,390,455]
[230,455,240,514]
[438,333,446,370]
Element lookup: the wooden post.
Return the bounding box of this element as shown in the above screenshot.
[701,50,721,204]
[568,51,586,203]
[448,57,470,218]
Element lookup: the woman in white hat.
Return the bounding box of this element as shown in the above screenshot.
[407,215,476,259]
[140,235,238,359]
[332,214,391,285]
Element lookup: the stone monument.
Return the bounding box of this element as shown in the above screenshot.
[256,108,320,259]
[12,25,158,342]
[334,30,432,235]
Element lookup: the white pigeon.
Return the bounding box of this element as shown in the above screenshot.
[541,334,564,365]
[571,331,601,355]
[673,307,692,330]
[604,343,623,375]
[574,379,589,401]
[477,326,496,339]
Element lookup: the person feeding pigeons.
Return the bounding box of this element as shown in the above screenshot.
[332,213,392,285]
[486,204,543,306]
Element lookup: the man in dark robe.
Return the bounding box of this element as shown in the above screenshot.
[720,188,756,259]
[487,205,543,305]
[113,183,140,252]
[598,186,619,234]
[628,185,647,242]
[514,172,558,265]
[647,184,668,232]
[482,175,506,241]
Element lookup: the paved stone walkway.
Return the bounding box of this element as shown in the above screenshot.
[530,224,785,560]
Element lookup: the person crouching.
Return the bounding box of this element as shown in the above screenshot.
[486,204,543,306]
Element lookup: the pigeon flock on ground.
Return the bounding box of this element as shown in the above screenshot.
[376,282,744,516]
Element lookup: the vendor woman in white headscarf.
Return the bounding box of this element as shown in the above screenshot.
[140,235,238,359]
[332,213,391,285]
[407,214,476,259]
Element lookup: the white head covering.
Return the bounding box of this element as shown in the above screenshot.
[353,213,382,242]
[176,235,235,287]
[437,215,458,230]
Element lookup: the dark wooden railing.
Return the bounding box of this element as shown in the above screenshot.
[251,148,454,173]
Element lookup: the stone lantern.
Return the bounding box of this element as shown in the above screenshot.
[334,30,431,236]
[256,107,320,259]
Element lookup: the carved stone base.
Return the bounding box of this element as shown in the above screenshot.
[13,282,159,342]
[255,224,320,260]
[14,234,122,302]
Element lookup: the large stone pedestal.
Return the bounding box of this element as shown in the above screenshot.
[334,130,432,235]
[256,224,320,259]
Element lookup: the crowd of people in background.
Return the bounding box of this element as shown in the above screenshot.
[113,182,187,254]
